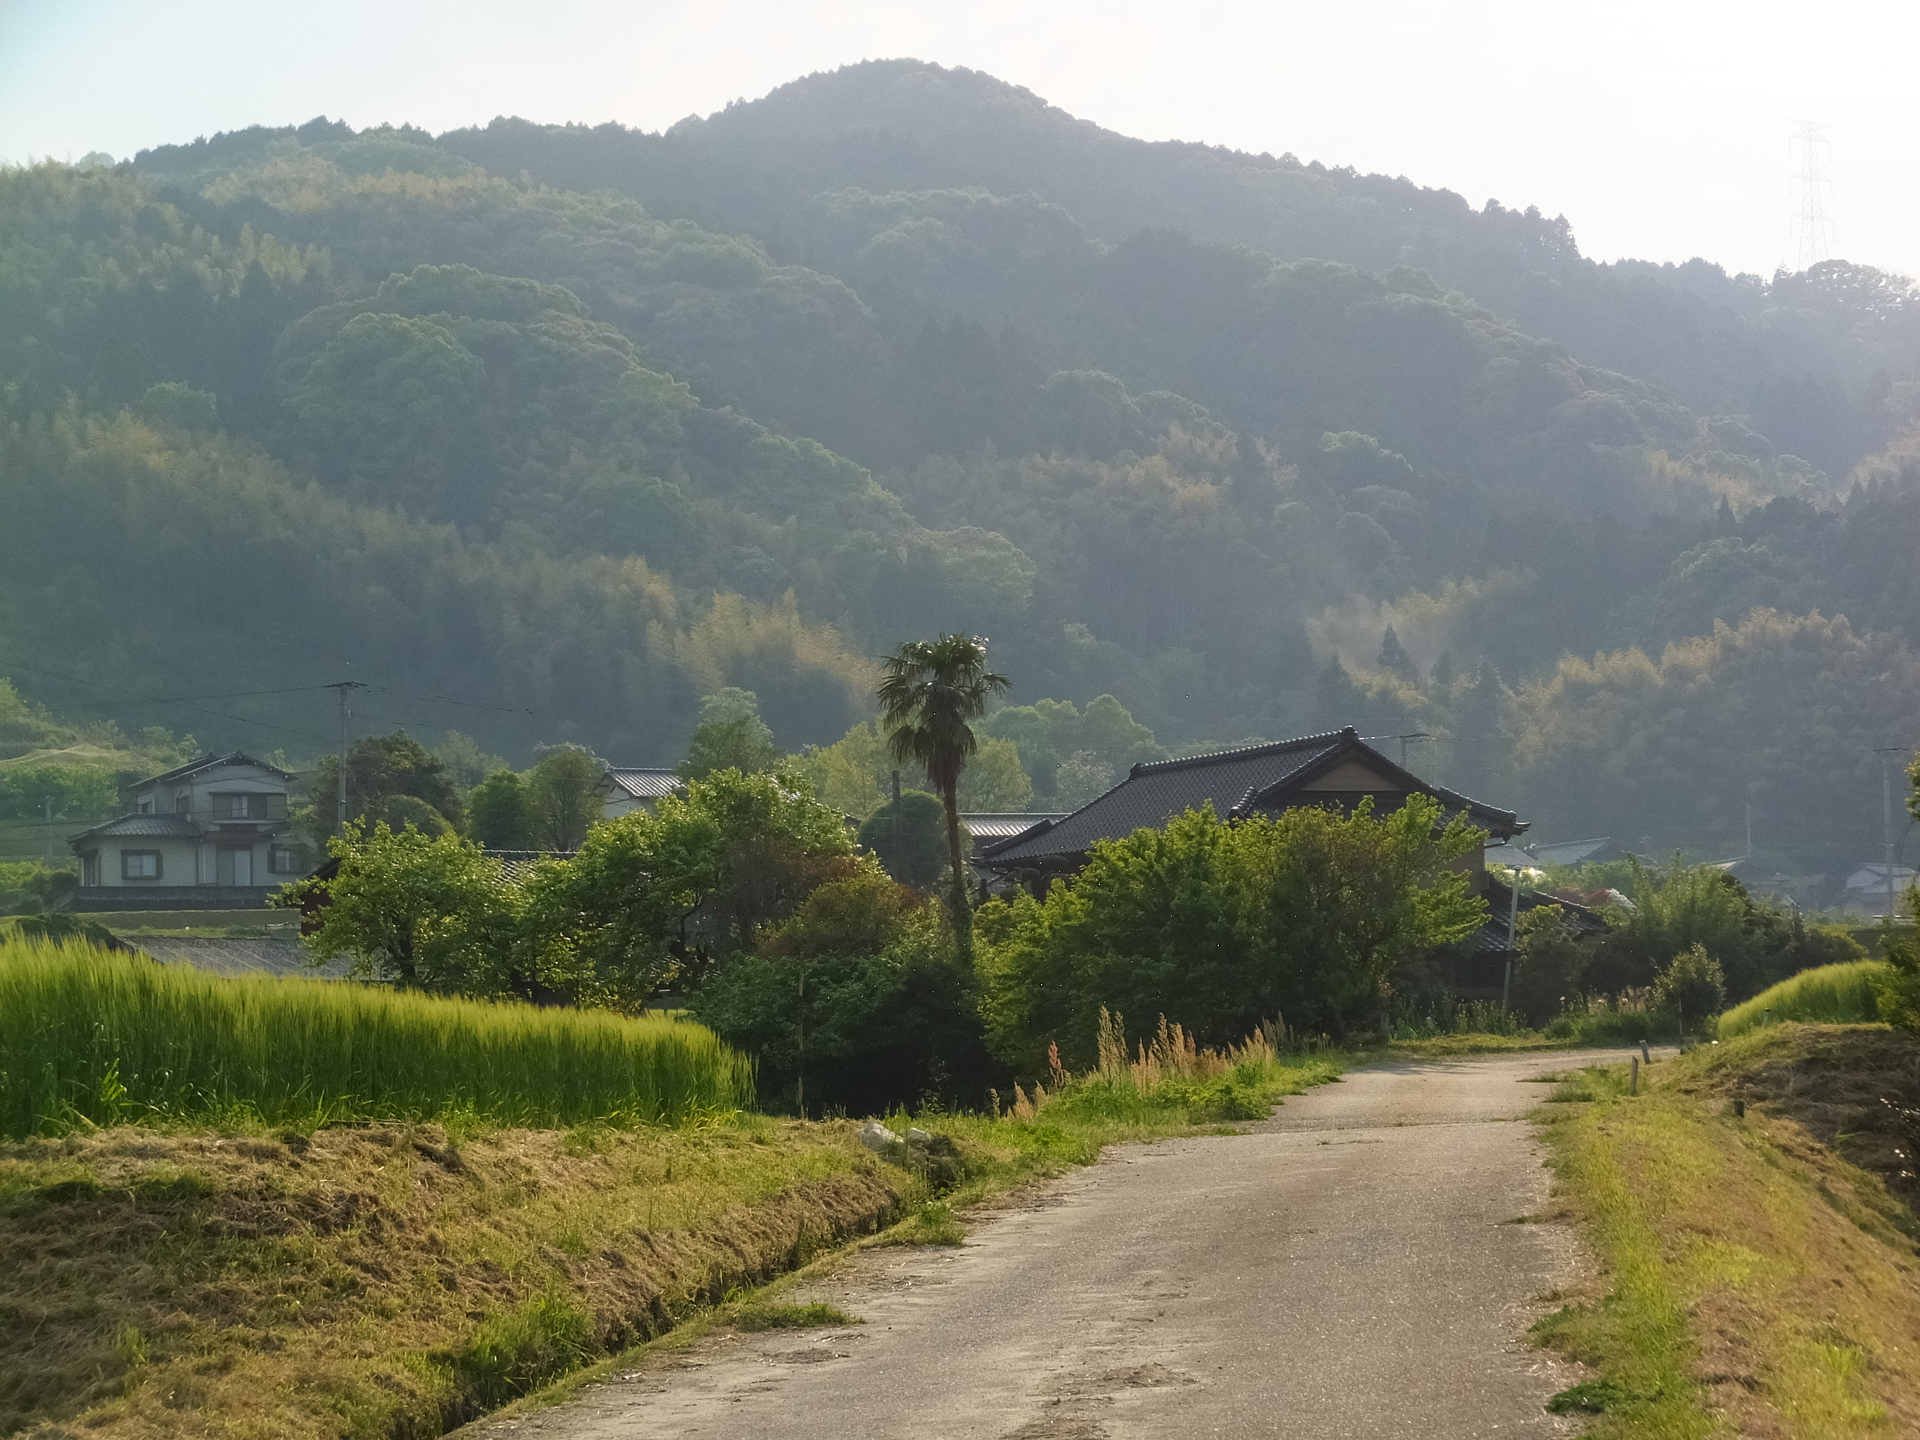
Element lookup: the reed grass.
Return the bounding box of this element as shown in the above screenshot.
[995,1009,1337,1125]
[1716,961,1886,1038]
[0,938,755,1136]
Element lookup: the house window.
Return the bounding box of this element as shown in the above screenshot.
[216,793,256,819]
[175,792,191,814]
[135,797,154,815]
[268,845,303,875]
[82,852,100,886]
[121,850,162,880]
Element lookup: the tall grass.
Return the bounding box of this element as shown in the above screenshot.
[1546,988,1671,1046]
[0,939,755,1137]
[1716,961,1886,1038]
[996,1010,1331,1125]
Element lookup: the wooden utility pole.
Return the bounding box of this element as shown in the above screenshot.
[325,680,368,835]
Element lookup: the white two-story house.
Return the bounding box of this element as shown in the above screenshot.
[68,753,304,910]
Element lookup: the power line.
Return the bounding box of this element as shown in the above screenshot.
[0,654,334,745]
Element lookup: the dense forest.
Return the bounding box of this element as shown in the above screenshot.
[4,59,1919,874]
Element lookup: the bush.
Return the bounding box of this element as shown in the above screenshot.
[977,796,1486,1069]
[1655,943,1726,1024]
[856,790,953,890]
[691,884,992,1116]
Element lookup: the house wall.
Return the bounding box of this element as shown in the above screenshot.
[1298,758,1401,792]
[82,762,300,891]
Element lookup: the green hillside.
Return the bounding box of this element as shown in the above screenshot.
[1,64,1917,866]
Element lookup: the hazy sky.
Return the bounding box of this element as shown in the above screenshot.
[4,0,1916,279]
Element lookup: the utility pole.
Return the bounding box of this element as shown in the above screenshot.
[1390,732,1432,769]
[1501,857,1520,1012]
[1789,120,1833,271]
[1876,748,1904,919]
[43,795,54,864]
[325,681,368,835]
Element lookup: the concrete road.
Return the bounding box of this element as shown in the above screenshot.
[481,1052,1604,1440]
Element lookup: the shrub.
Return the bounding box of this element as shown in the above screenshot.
[977,795,1485,1069]
[1655,943,1726,1024]
[691,895,992,1116]
[856,790,953,890]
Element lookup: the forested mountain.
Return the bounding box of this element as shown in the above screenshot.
[3,60,1918,872]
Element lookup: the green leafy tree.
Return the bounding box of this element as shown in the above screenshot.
[954,735,1033,811]
[468,768,533,848]
[1510,906,1592,1026]
[978,794,1485,1070]
[303,732,468,848]
[979,695,1161,806]
[877,634,1011,944]
[1587,857,1795,1001]
[293,823,521,994]
[857,790,955,889]
[796,719,896,818]
[516,804,719,1006]
[1655,943,1727,1028]
[434,730,509,791]
[691,873,993,1114]
[524,744,603,851]
[1377,625,1420,683]
[679,693,782,782]
[539,768,856,989]
[1052,750,1115,808]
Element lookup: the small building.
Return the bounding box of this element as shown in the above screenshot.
[979,727,1569,1000]
[1840,863,1918,920]
[598,767,685,820]
[980,727,1528,886]
[68,753,303,911]
[960,812,1069,893]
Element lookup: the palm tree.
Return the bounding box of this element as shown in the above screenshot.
[877,634,1011,943]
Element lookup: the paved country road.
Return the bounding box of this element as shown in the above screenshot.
[477,1052,1615,1440]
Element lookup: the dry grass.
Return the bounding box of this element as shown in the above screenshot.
[0,1117,905,1438]
[1537,1024,1920,1439]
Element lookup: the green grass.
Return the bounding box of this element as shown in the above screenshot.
[1717,961,1886,1038]
[0,937,755,1136]
[1535,1035,1918,1438]
[731,1301,860,1330]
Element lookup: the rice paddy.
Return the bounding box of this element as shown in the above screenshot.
[0,937,755,1136]
[1716,960,1886,1038]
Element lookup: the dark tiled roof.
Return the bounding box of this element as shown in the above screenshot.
[1468,882,1607,954]
[983,728,1525,866]
[136,751,296,787]
[131,936,349,979]
[604,768,685,801]
[960,813,1068,846]
[71,814,203,841]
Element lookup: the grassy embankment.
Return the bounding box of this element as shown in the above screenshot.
[1717,960,1885,1037]
[0,941,1343,1439]
[1533,1018,1920,1438]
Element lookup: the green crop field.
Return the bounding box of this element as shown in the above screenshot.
[0,938,755,1136]
[1717,960,1887,1038]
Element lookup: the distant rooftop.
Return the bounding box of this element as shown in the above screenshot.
[984,727,1525,868]
[603,768,685,801]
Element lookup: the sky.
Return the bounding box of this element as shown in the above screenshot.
[3,0,1917,280]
